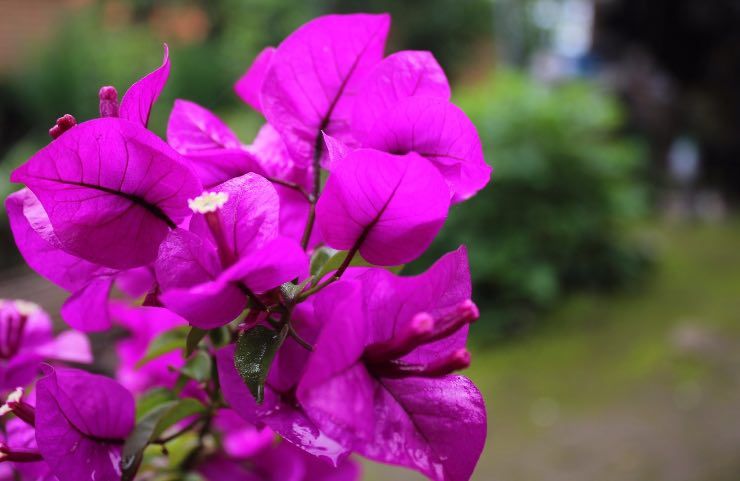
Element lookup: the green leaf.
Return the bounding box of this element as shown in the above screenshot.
[122,402,175,480]
[310,246,336,276]
[122,399,206,481]
[234,325,287,403]
[163,432,199,469]
[185,327,208,357]
[180,350,212,382]
[208,326,230,348]
[137,326,190,366]
[151,398,205,441]
[314,248,403,281]
[135,388,175,419]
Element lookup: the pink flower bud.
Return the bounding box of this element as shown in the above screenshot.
[98,85,119,117]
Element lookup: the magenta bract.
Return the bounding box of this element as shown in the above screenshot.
[234,46,276,114]
[316,148,450,265]
[119,44,171,128]
[0,300,91,392]
[156,174,307,328]
[167,99,262,188]
[35,367,134,481]
[3,11,490,481]
[11,118,202,270]
[298,248,486,481]
[359,96,491,202]
[110,303,187,393]
[261,13,390,165]
[351,50,451,139]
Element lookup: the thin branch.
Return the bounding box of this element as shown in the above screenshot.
[264,176,313,202]
[297,242,360,301]
[300,201,316,250]
[300,133,325,250]
[238,283,267,311]
[287,323,314,351]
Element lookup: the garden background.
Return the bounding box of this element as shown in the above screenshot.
[0,1,738,480]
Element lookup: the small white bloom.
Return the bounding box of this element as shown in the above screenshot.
[12,300,39,317]
[188,191,229,214]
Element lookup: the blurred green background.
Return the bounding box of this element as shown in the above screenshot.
[1,1,738,480]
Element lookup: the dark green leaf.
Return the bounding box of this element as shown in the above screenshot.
[208,326,230,348]
[122,399,206,480]
[234,325,287,403]
[137,326,190,366]
[122,402,176,480]
[180,350,212,382]
[185,327,208,357]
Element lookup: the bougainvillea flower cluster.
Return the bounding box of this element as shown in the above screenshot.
[3,12,491,481]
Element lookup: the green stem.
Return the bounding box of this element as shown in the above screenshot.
[287,322,314,351]
[297,238,361,301]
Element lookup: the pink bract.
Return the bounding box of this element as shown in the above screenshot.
[35,367,135,481]
[119,44,171,128]
[261,14,390,165]
[11,118,202,270]
[316,148,450,266]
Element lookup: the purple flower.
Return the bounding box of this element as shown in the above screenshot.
[0,417,55,481]
[11,118,202,270]
[6,189,156,331]
[316,148,450,266]
[347,48,489,202]
[297,247,487,481]
[350,50,451,140]
[0,300,91,392]
[213,409,275,459]
[155,173,307,328]
[247,124,317,246]
[234,46,275,114]
[117,44,171,128]
[34,366,135,481]
[166,98,317,247]
[167,99,262,188]
[6,189,117,331]
[260,14,390,166]
[216,303,349,465]
[199,438,360,481]
[356,95,490,203]
[237,13,490,202]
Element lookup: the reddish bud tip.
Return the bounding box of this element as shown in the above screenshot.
[48,114,77,139]
[98,85,119,117]
[423,348,471,376]
[456,299,480,323]
[410,312,435,334]
[98,85,117,100]
[452,348,472,367]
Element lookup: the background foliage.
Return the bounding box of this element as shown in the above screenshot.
[415,71,649,339]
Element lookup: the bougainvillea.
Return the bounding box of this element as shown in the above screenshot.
[2,12,491,481]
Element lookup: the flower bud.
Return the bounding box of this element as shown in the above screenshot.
[98,85,119,117]
[48,114,77,139]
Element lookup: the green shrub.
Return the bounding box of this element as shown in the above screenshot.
[413,71,650,340]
